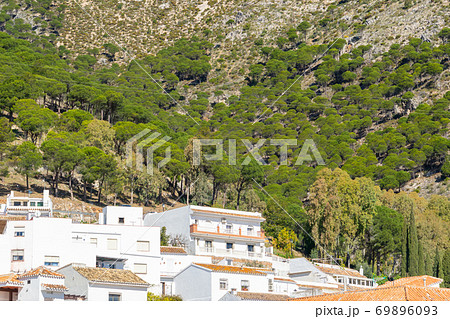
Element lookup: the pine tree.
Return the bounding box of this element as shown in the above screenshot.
[408,211,419,276]
[433,246,442,278]
[418,241,425,275]
[401,217,408,277]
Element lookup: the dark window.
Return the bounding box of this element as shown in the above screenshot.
[118,217,125,224]
[13,202,21,206]
[14,231,25,237]
[247,245,254,252]
[108,293,121,301]
[226,243,233,250]
[37,202,43,207]
[30,202,36,207]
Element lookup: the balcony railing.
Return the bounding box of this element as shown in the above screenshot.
[190,224,264,239]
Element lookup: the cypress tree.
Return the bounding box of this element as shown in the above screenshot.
[418,241,425,275]
[433,246,442,278]
[408,211,419,276]
[425,251,433,275]
[443,249,450,288]
[401,217,408,277]
[402,218,408,277]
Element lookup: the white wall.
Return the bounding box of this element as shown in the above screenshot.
[210,272,272,301]
[101,206,144,226]
[88,284,148,301]
[173,265,212,301]
[18,276,65,301]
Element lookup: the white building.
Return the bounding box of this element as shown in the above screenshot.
[0,191,53,219]
[173,263,278,301]
[0,206,161,291]
[58,264,150,301]
[0,267,67,301]
[287,258,376,297]
[144,205,271,261]
[159,246,212,296]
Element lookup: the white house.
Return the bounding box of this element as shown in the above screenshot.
[0,207,161,291]
[144,205,271,261]
[0,191,53,219]
[159,246,212,296]
[287,258,376,296]
[0,266,67,301]
[58,264,150,301]
[173,263,279,301]
[98,206,144,226]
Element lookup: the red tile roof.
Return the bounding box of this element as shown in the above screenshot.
[314,264,367,278]
[289,286,450,301]
[275,277,297,283]
[73,266,150,286]
[41,284,68,291]
[191,208,265,220]
[193,263,266,276]
[0,273,23,286]
[160,246,187,254]
[18,266,65,279]
[378,275,443,288]
[236,292,290,301]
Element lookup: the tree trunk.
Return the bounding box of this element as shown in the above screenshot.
[130,186,134,205]
[26,174,29,189]
[83,181,87,202]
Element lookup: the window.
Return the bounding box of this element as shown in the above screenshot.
[108,293,121,301]
[14,228,25,237]
[247,245,254,252]
[225,224,232,233]
[226,243,233,250]
[44,256,60,267]
[134,263,147,274]
[118,217,125,224]
[13,201,21,206]
[205,240,213,252]
[90,238,97,247]
[37,202,43,207]
[219,279,228,290]
[268,279,273,292]
[241,280,249,291]
[30,202,36,207]
[11,249,24,261]
[137,241,150,252]
[247,226,254,235]
[107,238,118,250]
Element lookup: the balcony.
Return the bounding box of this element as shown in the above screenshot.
[190,224,265,241]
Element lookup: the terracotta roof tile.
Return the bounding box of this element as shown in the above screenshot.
[0,216,27,221]
[73,266,149,286]
[275,277,297,283]
[160,246,187,254]
[289,286,450,301]
[193,263,266,276]
[191,209,264,220]
[0,273,23,286]
[315,264,367,278]
[18,266,65,279]
[378,275,443,288]
[41,284,68,291]
[236,292,290,301]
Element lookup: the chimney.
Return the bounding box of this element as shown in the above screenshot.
[359,265,364,275]
[423,277,426,287]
